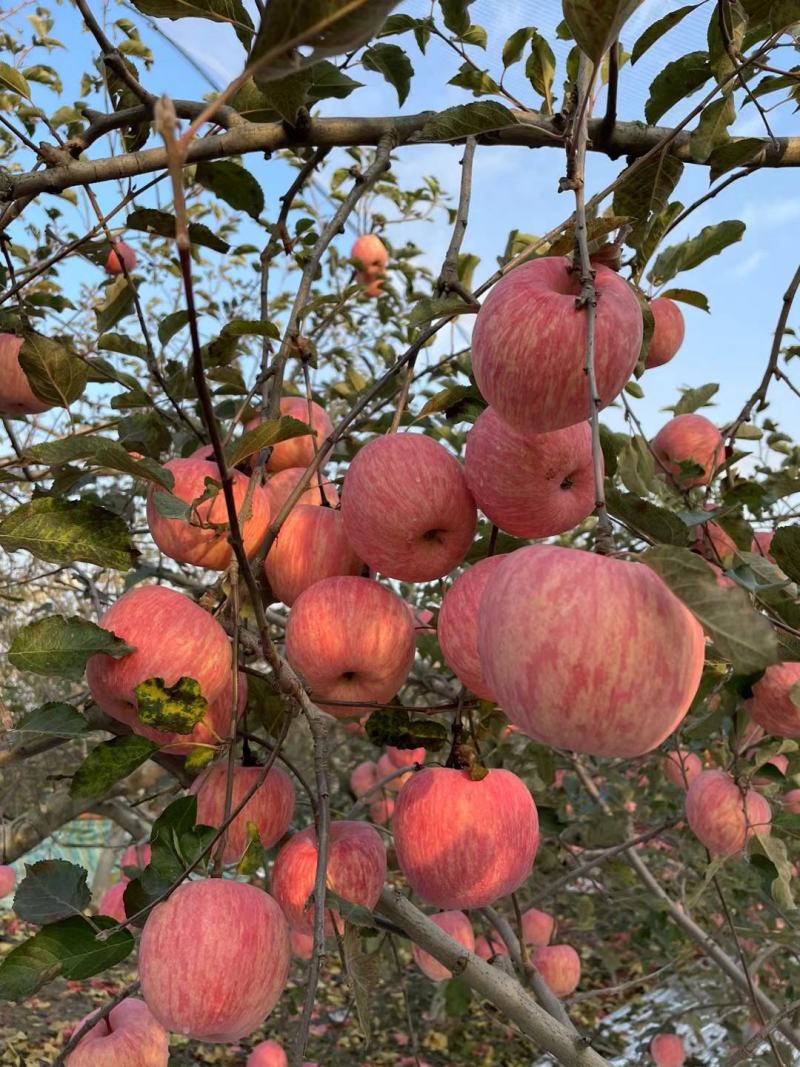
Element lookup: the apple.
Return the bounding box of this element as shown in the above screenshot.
[412,911,475,981]
[247,1040,288,1067]
[752,531,775,561]
[531,944,581,998]
[651,414,724,489]
[375,751,411,792]
[521,907,555,947]
[290,927,315,959]
[0,332,53,417]
[350,761,379,798]
[190,761,296,863]
[147,457,270,570]
[782,789,800,814]
[265,504,363,606]
[247,397,333,473]
[0,865,16,898]
[352,234,389,297]
[341,434,477,582]
[650,1032,686,1066]
[284,576,416,718]
[119,842,151,881]
[271,820,386,933]
[685,770,772,855]
[645,298,685,370]
[464,407,597,539]
[662,750,703,790]
[470,256,643,434]
[65,997,168,1067]
[692,515,737,564]
[386,746,426,769]
[97,881,127,923]
[392,767,539,909]
[478,546,705,758]
[265,467,339,517]
[370,796,395,824]
[747,662,800,737]
[105,241,137,275]
[437,555,507,700]
[138,879,290,1042]
[475,932,509,960]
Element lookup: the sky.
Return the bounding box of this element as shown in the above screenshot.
[5,0,800,442]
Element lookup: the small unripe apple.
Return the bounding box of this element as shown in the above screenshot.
[65,997,168,1067]
[649,1031,686,1066]
[247,397,333,473]
[105,241,137,275]
[0,332,53,417]
[531,944,581,998]
[437,555,507,700]
[247,1039,288,1067]
[651,414,724,489]
[265,504,363,606]
[747,661,800,737]
[412,911,475,981]
[662,749,703,790]
[97,881,127,923]
[0,865,16,898]
[685,770,772,855]
[265,467,339,516]
[645,298,685,369]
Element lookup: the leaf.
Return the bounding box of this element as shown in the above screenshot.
[342,923,378,1044]
[440,0,471,36]
[612,155,684,250]
[253,67,313,120]
[660,288,710,312]
[408,295,476,326]
[150,491,192,520]
[672,382,719,415]
[307,60,364,101]
[772,526,800,584]
[134,676,208,735]
[502,27,534,67]
[226,414,312,467]
[690,97,735,163]
[221,319,280,339]
[117,412,172,459]
[13,861,90,925]
[24,434,173,489]
[644,52,712,125]
[416,384,484,422]
[17,332,88,408]
[416,101,518,142]
[642,546,779,674]
[236,823,265,876]
[708,137,766,181]
[525,32,556,113]
[126,208,229,253]
[562,0,646,64]
[70,736,160,800]
[606,488,690,546]
[648,220,746,286]
[148,796,216,881]
[0,917,134,1001]
[617,435,655,495]
[157,310,189,346]
[127,0,254,49]
[445,976,473,1017]
[750,835,795,910]
[448,62,499,96]
[361,43,413,106]
[0,62,31,99]
[631,4,702,64]
[14,703,90,737]
[8,616,133,681]
[98,333,148,359]
[365,707,448,750]
[195,160,265,222]
[0,498,135,571]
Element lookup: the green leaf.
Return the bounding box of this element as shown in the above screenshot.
[70,736,160,800]
[617,435,655,495]
[134,676,208,735]
[365,707,448,750]
[13,861,90,925]
[236,823,265,876]
[440,0,471,36]
[525,32,556,113]
[642,546,779,674]
[648,220,746,286]
[707,137,766,181]
[117,412,172,459]
[342,922,378,1043]
[8,615,133,681]
[95,276,136,334]
[0,916,134,1000]
[157,310,189,346]
[221,319,280,339]
[502,27,534,67]
[149,795,215,880]
[150,491,192,520]
[127,0,254,49]
[226,414,312,467]
[24,434,173,489]
[307,60,364,101]
[660,288,710,312]
[644,52,712,125]
[408,295,476,327]
[17,332,88,409]
[97,333,148,359]
[416,101,518,142]
[252,68,312,121]
[0,498,135,571]
[606,488,690,546]
[126,208,229,254]
[631,4,702,64]
[772,526,800,584]
[613,154,684,250]
[690,97,735,163]
[362,43,413,106]
[0,62,31,99]
[14,703,90,737]
[448,61,499,96]
[750,835,795,910]
[415,384,484,422]
[445,975,472,1017]
[672,382,719,415]
[562,0,646,64]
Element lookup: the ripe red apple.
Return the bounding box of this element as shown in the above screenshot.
[782,789,800,814]
[662,749,703,790]
[478,546,705,758]
[265,504,363,606]
[284,576,415,718]
[645,298,685,369]
[470,256,642,434]
[190,761,296,863]
[685,770,772,855]
[386,746,426,769]
[437,555,507,700]
[694,521,737,564]
[352,234,388,297]
[0,333,53,417]
[464,407,597,539]
[0,865,16,898]
[531,944,581,998]
[350,760,379,798]
[752,531,775,561]
[376,751,411,792]
[247,1040,288,1067]
[97,881,127,923]
[138,879,290,1042]
[341,434,477,582]
[475,932,509,960]
[747,662,800,738]
[66,997,168,1067]
[392,767,539,909]
[247,397,333,473]
[650,1032,686,1066]
[412,911,475,981]
[147,457,270,570]
[521,907,555,947]
[265,467,339,516]
[271,820,386,933]
[370,796,395,824]
[290,927,314,959]
[119,842,151,881]
[105,241,137,275]
[651,414,724,489]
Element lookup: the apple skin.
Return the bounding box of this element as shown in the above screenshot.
[386,746,426,769]
[147,457,270,570]
[285,576,416,718]
[376,751,411,792]
[478,546,705,758]
[247,1040,288,1067]
[662,750,703,790]
[271,820,386,933]
[747,662,800,737]
[350,760,379,798]
[475,932,509,960]
[752,531,775,561]
[0,333,53,417]
[0,865,16,898]
[341,434,477,582]
[650,1032,686,1067]
[352,234,388,297]
[392,767,539,909]
[412,911,475,981]
[437,555,507,700]
[66,997,168,1067]
[290,927,314,959]
[694,521,737,564]
[97,881,127,923]
[119,842,151,881]
[470,256,643,434]
[645,298,685,370]
[138,879,290,1042]
[105,241,137,275]
[265,504,363,606]
[531,944,581,998]
[247,397,333,473]
[685,770,772,856]
[521,907,555,947]
[782,789,800,814]
[464,407,597,539]
[266,467,339,516]
[370,796,395,824]
[651,414,724,489]
[190,761,296,863]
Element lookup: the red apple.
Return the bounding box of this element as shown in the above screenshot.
[105,241,137,275]
[376,751,411,792]
[651,414,724,489]
[370,796,395,824]
[386,746,426,769]
[66,997,168,1067]
[265,467,339,517]
[437,555,507,700]
[350,760,379,798]
[685,770,772,856]
[645,298,685,370]
[284,576,415,718]
[247,1040,288,1067]
[247,397,333,473]
[392,767,539,909]
[190,761,296,863]
[464,407,597,539]
[747,662,800,737]
[478,546,705,758]
[470,256,642,434]
[271,820,386,933]
[662,750,703,790]
[521,907,555,947]
[0,865,16,898]
[531,944,581,998]
[147,457,270,570]
[341,434,477,582]
[0,333,53,417]
[475,932,509,960]
[138,879,290,1042]
[752,531,775,561]
[352,234,388,297]
[650,1032,686,1066]
[265,504,363,606]
[412,911,475,981]
[97,881,127,923]
[120,842,151,880]
[782,789,800,814]
[290,927,314,960]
